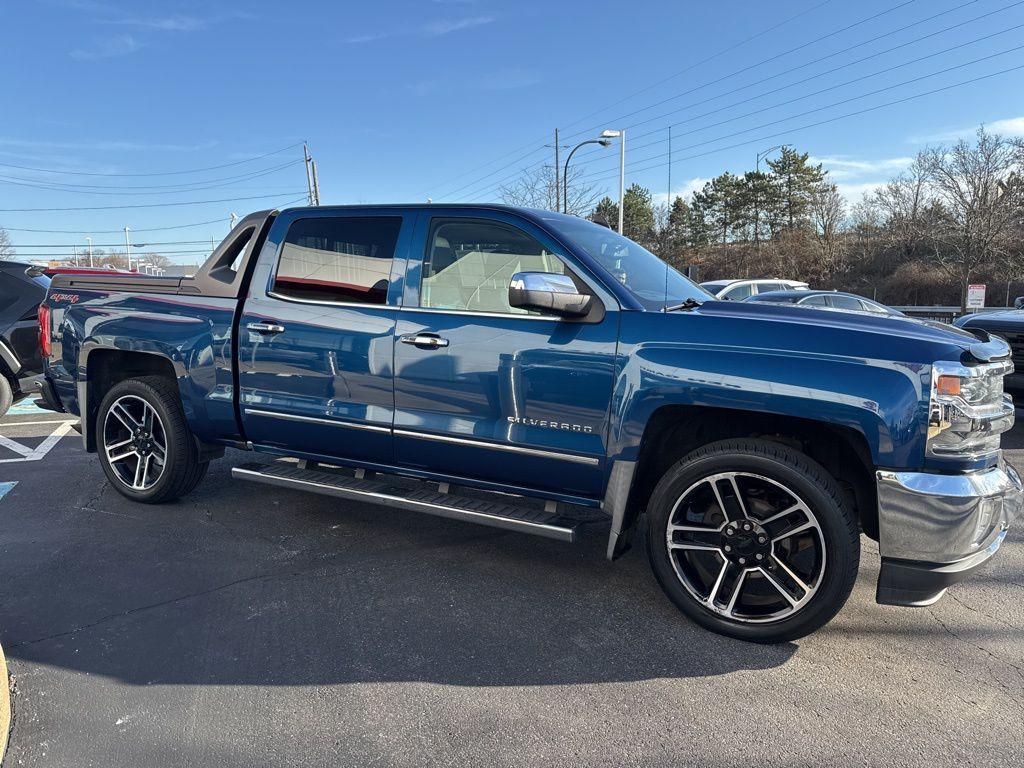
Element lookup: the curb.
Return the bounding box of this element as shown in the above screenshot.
[0,641,9,764]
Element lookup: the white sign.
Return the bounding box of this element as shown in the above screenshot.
[967,283,986,309]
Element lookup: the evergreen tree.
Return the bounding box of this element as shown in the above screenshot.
[591,196,618,229]
[767,147,825,230]
[622,183,655,244]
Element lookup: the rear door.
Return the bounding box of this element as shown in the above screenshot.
[392,210,619,499]
[237,208,413,463]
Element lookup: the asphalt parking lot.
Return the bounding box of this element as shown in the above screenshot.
[1,400,1022,767]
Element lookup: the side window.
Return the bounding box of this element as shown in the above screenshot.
[757,282,785,293]
[273,216,402,304]
[421,218,566,314]
[723,283,752,301]
[828,294,863,311]
[800,295,829,307]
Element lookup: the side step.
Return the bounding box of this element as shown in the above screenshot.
[231,462,583,542]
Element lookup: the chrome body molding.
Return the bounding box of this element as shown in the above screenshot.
[393,428,601,466]
[244,408,391,433]
[876,459,1022,563]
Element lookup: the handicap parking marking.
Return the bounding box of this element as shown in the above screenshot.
[0,481,16,500]
[0,422,76,463]
[8,399,50,417]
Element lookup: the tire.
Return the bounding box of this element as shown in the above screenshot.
[0,376,12,418]
[645,438,860,643]
[96,376,205,503]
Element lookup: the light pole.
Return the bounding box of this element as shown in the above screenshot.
[85,236,93,267]
[595,130,625,232]
[562,136,612,214]
[754,144,787,253]
[124,226,132,272]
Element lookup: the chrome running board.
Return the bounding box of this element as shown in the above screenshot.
[232,461,585,542]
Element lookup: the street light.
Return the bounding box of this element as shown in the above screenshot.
[600,130,626,233]
[563,136,612,214]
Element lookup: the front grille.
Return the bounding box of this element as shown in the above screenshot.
[1003,333,1024,369]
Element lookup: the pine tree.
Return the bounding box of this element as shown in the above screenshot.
[622,183,655,244]
[767,148,825,231]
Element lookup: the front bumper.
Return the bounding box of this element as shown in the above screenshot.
[875,460,1022,606]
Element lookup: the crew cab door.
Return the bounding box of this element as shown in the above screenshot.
[237,208,413,463]
[392,211,619,499]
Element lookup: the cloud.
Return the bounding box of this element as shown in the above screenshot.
[69,34,144,60]
[911,116,1024,143]
[835,181,886,206]
[105,15,209,32]
[346,15,494,43]
[652,177,712,207]
[812,155,913,180]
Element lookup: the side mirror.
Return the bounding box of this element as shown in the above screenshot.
[508,272,592,318]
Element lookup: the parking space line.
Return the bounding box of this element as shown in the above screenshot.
[0,419,76,428]
[0,422,76,464]
[0,482,16,501]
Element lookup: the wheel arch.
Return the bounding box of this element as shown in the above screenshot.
[606,404,877,560]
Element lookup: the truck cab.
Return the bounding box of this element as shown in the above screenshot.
[38,204,1022,642]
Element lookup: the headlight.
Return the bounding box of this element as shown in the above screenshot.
[927,359,1014,459]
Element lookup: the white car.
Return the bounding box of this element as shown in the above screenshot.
[699,278,809,301]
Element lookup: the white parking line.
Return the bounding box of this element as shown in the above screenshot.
[0,419,77,427]
[0,422,76,463]
[0,481,16,500]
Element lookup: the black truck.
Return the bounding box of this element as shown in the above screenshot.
[0,261,49,416]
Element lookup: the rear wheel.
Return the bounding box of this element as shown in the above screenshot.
[646,438,859,643]
[96,376,205,503]
[0,376,12,418]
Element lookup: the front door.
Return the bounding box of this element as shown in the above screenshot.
[238,210,412,463]
[393,212,618,499]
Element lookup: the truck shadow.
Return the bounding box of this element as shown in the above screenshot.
[3,453,797,687]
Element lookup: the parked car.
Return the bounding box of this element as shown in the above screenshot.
[36,204,1021,642]
[745,289,903,316]
[0,261,50,416]
[699,278,809,301]
[955,309,1024,392]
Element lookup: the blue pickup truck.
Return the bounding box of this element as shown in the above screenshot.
[37,204,1021,642]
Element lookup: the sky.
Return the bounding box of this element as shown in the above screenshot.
[1,0,1023,265]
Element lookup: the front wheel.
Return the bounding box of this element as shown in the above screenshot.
[646,438,860,643]
[96,376,206,503]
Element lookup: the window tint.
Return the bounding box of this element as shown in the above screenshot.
[757,282,785,293]
[828,294,864,311]
[273,216,402,304]
[861,299,889,314]
[722,283,752,301]
[800,295,829,306]
[421,219,565,314]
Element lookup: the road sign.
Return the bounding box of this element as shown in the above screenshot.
[967,284,986,309]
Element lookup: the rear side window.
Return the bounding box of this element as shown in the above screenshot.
[757,282,785,293]
[828,295,864,311]
[273,216,402,305]
[420,218,566,314]
[722,283,752,301]
[800,295,829,307]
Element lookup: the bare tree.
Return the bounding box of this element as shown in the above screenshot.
[872,158,931,262]
[809,182,847,280]
[919,127,1023,311]
[500,164,601,216]
[0,227,15,260]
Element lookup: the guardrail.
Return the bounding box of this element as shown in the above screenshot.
[892,306,1011,323]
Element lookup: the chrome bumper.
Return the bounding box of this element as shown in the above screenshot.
[875,460,1022,606]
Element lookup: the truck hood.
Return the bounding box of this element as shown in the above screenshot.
[674,300,1010,364]
[956,309,1024,336]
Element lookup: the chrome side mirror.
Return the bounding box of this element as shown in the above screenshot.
[508,272,592,318]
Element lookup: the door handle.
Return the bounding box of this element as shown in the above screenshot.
[400,333,449,349]
[247,322,286,335]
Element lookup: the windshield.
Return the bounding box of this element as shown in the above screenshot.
[543,215,710,310]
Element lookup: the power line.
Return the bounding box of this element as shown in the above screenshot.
[458,1,1017,200]
[12,239,217,247]
[0,191,308,213]
[566,0,1018,168]
[0,159,304,193]
[0,142,305,178]
[573,43,1024,183]
[579,63,1024,186]
[437,0,924,200]
[12,249,215,257]
[0,195,310,233]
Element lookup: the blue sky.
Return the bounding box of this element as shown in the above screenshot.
[2,0,1023,263]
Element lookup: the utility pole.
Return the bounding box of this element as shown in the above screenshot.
[303,142,320,206]
[667,126,672,207]
[86,236,93,267]
[73,244,79,266]
[124,226,132,272]
[618,129,626,235]
[554,128,560,214]
[311,158,321,206]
